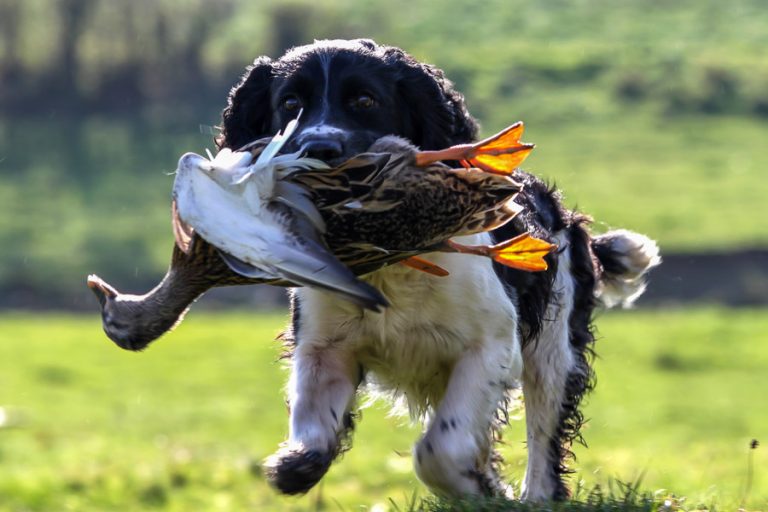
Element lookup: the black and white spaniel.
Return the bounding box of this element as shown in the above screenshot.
[216,39,660,501]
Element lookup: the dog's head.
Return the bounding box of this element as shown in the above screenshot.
[217,39,479,162]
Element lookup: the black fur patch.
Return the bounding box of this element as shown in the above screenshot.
[276,291,301,360]
[590,233,626,276]
[263,409,358,495]
[218,39,479,154]
[263,448,334,495]
[289,291,301,341]
[461,448,507,497]
[490,172,565,346]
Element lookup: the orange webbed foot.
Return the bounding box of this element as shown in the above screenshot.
[414,122,535,175]
[485,233,557,271]
[444,232,556,272]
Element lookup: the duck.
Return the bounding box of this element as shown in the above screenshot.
[290,122,546,276]
[173,117,389,311]
[88,121,555,350]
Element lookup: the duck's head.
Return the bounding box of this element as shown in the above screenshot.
[87,274,183,351]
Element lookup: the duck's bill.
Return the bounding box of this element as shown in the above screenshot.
[86,274,117,306]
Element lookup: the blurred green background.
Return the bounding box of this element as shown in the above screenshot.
[1,0,767,510]
[1,0,767,307]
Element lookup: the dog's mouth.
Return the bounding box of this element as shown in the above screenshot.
[287,129,384,168]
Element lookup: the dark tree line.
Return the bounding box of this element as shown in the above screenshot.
[0,0,347,118]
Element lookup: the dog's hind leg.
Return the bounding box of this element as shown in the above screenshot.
[413,328,522,498]
[264,336,360,495]
[520,227,596,501]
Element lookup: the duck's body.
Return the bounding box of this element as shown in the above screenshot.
[303,135,527,272]
[173,119,389,311]
[89,122,554,350]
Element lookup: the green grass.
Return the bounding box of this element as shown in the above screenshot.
[1,308,767,510]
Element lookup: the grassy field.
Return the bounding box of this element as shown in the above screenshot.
[0,308,766,511]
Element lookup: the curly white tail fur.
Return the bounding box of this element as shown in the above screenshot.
[592,229,661,308]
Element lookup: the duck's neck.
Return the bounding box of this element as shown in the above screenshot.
[142,266,212,323]
[122,251,220,348]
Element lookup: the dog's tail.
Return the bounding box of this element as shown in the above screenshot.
[591,229,661,308]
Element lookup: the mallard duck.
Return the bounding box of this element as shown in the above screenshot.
[173,117,389,311]
[287,123,546,276]
[174,120,548,279]
[88,122,555,350]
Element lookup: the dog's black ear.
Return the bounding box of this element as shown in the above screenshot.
[385,49,479,150]
[217,56,274,149]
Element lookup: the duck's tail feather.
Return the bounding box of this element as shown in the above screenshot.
[443,169,523,235]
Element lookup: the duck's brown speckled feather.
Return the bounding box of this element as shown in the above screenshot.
[174,136,523,283]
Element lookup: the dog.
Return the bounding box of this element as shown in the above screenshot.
[216,39,660,501]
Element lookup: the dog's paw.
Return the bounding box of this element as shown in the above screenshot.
[263,448,333,494]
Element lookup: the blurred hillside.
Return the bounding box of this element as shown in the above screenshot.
[1,0,767,309]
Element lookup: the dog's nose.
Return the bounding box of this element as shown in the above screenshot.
[300,139,344,161]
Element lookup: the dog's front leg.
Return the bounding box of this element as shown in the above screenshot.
[413,338,520,498]
[264,341,359,495]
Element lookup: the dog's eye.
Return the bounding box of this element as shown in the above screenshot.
[281,96,302,112]
[350,93,376,109]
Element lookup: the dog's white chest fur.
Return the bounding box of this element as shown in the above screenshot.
[294,234,523,415]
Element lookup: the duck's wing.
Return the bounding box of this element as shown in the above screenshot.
[289,152,399,211]
[273,180,326,232]
[260,206,389,310]
[174,152,270,263]
[341,152,412,213]
[174,151,387,310]
[269,244,389,311]
[215,250,275,280]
